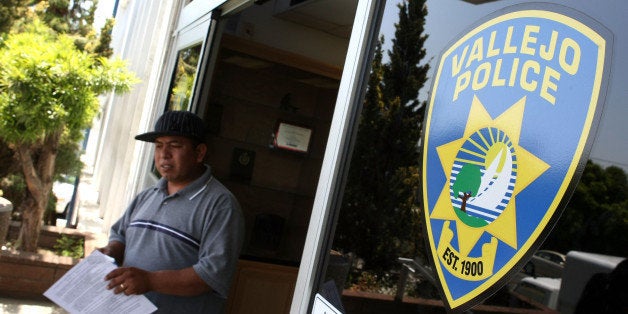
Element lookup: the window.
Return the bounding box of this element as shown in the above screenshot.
[165,44,203,111]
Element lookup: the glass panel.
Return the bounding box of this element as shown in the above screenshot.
[324,0,627,311]
[324,0,431,300]
[190,1,357,310]
[201,42,340,265]
[166,44,203,111]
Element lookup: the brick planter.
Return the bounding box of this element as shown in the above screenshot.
[0,222,105,300]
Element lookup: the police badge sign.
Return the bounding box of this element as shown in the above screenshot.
[421,4,612,312]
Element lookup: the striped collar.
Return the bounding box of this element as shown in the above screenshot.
[155,164,214,200]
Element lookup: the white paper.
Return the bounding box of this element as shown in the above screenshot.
[311,293,342,314]
[44,250,157,314]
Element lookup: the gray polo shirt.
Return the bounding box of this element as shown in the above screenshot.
[110,165,244,313]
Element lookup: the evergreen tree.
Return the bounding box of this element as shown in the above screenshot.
[34,0,103,53]
[2,1,110,56]
[37,0,96,36]
[91,17,114,58]
[334,0,430,275]
[0,0,30,35]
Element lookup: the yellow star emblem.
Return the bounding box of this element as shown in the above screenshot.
[430,95,549,256]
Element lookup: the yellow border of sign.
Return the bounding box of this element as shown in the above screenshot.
[422,9,605,308]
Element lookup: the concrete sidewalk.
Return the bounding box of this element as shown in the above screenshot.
[71,172,107,236]
[0,297,66,314]
[0,171,106,313]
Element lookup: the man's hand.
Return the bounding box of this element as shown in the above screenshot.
[105,266,211,297]
[97,241,125,265]
[105,267,151,295]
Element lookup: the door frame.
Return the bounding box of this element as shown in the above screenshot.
[290,0,387,312]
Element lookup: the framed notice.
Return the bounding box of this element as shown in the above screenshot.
[273,121,312,153]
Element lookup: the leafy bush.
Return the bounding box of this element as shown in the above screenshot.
[54,235,84,259]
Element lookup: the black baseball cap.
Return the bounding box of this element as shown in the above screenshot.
[135,110,206,143]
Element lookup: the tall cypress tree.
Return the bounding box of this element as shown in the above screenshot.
[4,1,109,56]
[334,0,430,275]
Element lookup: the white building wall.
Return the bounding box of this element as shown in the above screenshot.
[93,0,182,230]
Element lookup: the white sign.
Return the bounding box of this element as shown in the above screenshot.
[275,122,312,153]
[311,293,342,314]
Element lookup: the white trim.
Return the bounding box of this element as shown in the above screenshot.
[290,0,382,312]
[189,176,214,200]
[220,0,253,15]
[176,15,213,49]
[178,0,227,30]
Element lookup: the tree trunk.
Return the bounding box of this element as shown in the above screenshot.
[16,196,43,251]
[460,192,471,213]
[14,131,60,252]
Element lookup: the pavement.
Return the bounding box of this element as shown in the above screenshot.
[0,169,106,314]
[0,297,66,314]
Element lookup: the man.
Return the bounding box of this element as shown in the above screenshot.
[99,110,245,313]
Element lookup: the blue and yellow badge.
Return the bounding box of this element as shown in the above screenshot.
[421,4,612,312]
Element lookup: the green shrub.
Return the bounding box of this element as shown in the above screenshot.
[54,234,84,258]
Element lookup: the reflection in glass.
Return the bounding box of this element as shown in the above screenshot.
[329,0,430,299]
[166,44,202,111]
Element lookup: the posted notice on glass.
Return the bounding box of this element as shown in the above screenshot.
[44,250,157,314]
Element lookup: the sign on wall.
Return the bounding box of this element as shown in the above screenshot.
[421,4,612,312]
